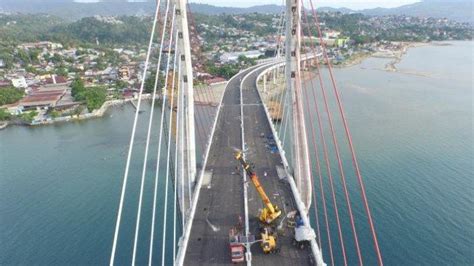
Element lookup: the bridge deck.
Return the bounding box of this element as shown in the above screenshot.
[184,66,313,265]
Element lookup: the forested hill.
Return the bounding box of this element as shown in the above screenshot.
[1,11,471,50]
[1,0,472,23]
[362,0,473,24]
[0,1,283,20]
[0,14,154,45]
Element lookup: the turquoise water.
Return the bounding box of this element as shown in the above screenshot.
[302,41,473,265]
[1,42,473,265]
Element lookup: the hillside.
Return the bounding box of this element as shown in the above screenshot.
[362,0,473,24]
[0,0,472,23]
[0,14,154,45]
[0,1,284,20]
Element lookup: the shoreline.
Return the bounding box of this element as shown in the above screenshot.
[0,94,154,130]
[0,82,227,130]
[258,41,444,120]
[0,41,453,130]
[33,93,155,126]
[342,42,432,70]
[376,42,431,72]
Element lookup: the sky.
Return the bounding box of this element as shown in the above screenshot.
[73,0,423,10]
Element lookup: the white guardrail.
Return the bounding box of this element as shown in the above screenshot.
[248,60,326,266]
[176,68,253,266]
[176,54,323,265]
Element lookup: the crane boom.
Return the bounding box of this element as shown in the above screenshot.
[235,151,282,224]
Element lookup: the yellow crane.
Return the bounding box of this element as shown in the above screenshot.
[235,151,282,224]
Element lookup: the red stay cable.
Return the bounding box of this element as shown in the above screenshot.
[299,43,335,266]
[302,3,362,265]
[300,10,347,265]
[309,1,383,264]
[299,73,322,249]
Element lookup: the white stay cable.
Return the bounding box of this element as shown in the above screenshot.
[277,80,287,133]
[147,3,175,266]
[281,86,291,146]
[109,1,161,265]
[277,85,288,135]
[161,25,178,266]
[177,54,185,232]
[172,46,181,266]
[131,0,172,264]
[275,2,285,58]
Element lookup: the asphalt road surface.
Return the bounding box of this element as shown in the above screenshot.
[184,65,314,265]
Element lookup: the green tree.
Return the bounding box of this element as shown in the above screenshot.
[73,105,84,116]
[19,111,38,123]
[16,49,31,65]
[51,53,63,64]
[144,71,165,94]
[0,108,11,121]
[64,56,74,64]
[28,49,41,64]
[25,65,38,74]
[208,64,239,79]
[116,80,128,90]
[49,110,60,118]
[0,87,24,105]
[84,86,106,112]
[96,57,107,70]
[56,67,68,76]
[71,77,86,101]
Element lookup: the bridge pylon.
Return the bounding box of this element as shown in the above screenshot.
[174,0,196,220]
[285,0,313,210]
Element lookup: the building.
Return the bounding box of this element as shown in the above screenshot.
[11,77,27,89]
[19,85,68,110]
[324,30,341,39]
[119,66,130,80]
[0,80,11,88]
[335,37,350,48]
[219,50,264,63]
[18,41,63,50]
[44,75,68,85]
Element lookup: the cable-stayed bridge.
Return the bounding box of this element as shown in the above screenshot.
[109,0,383,265]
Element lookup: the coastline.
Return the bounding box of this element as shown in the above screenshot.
[0,121,8,130]
[0,94,154,130]
[341,41,455,75]
[0,41,452,130]
[342,42,432,70]
[0,81,227,130]
[32,94,154,126]
[308,41,441,71]
[336,51,374,68]
[375,42,431,72]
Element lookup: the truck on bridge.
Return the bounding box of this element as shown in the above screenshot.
[235,151,281,255]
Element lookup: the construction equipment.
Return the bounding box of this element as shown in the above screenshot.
[229,228,245,263]
[260,227,278,254]
[228,217,245,263]
[235,151,282,224]
[290,212,316,250]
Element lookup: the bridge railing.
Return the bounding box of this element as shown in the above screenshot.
[251,61,326,266]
